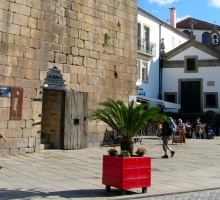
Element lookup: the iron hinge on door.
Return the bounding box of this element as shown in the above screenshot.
[32,121,41,126]
[32,98,42,101]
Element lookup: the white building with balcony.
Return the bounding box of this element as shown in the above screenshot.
[136,7,188,110]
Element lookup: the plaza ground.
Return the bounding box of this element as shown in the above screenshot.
[0,136,220,199]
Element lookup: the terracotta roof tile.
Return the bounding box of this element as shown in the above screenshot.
[177,17,220,30]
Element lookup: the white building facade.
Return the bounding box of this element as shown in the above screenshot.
[136,8,188,109]
[162,39,220,114]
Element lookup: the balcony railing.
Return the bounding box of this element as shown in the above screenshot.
[137,37,156,56]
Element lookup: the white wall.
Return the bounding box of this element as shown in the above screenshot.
[137,13,161,98]
[178,28,211,43]
[162,66,220,113]
[168,46,217,60]
[161,26,188,53]
[137,11,188,100]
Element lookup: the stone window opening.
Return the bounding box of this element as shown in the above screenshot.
[184,56,198,73]
[204,92,218,108]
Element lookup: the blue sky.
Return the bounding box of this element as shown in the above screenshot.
[138,0,220,25]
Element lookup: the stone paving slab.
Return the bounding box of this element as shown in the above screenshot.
[0,136,220,200]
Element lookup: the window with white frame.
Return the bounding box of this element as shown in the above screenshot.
[143,26,149,41]
[142,61,148,83]
[137,59,148,83]
[143,26,150,53]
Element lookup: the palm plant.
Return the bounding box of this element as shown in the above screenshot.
[90,98,167,155]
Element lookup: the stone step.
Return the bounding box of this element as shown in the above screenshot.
[40,143,54,150]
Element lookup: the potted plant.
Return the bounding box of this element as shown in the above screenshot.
[108,147,118,156]
[90,98,165,155]
[120,150,130,157]
[102,151,151,195]
[136,147,147,156]
[90,98,166,195]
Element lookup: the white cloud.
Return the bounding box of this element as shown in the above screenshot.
[209,0,220,8]
[177,15,191,22]
[149,0,179,5]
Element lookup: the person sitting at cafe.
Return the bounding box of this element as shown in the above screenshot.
[185,119,190,127]
[177,119,186,134]
[192,118,203,138]
[177,119,185,127]
[185,119,193,138]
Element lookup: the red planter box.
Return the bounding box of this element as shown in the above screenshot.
[102,155,151,193]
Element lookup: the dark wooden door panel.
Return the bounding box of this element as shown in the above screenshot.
[42,90,63,149]
[181,81,200,113]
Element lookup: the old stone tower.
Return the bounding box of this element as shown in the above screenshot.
[0,0,137,155]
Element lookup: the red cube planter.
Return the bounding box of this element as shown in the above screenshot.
[102,155,151,194]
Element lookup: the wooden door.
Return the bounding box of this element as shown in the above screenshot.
[41,90,64,149]
[63,91,88,150]
[181,81,201,113]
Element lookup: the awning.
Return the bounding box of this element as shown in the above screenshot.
[137,95,181,109]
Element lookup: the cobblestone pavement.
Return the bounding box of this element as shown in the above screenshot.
[134,188,220,200]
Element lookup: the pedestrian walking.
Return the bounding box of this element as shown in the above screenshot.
[160,119,175,158]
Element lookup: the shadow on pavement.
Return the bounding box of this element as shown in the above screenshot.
[142,137,160,140]
[0,188,137,199]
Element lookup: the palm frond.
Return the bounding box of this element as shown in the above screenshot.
[89,98,167,138]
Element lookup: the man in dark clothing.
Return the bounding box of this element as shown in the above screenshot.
[160,119,175,158]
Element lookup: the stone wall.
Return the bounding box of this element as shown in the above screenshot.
[0,0,138,154]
